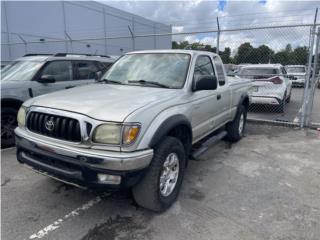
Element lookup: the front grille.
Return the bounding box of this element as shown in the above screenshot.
[26,112,81,142]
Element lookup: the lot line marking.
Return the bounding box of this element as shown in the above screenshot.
[28,192,110,239]
[1,147,16,152]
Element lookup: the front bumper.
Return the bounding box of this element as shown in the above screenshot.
[15,127,153,188]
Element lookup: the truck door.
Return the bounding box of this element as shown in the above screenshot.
[212,56,232,125]
[190,55,220,141]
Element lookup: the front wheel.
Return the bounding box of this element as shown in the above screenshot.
[132,136,186,212]
[225,105,247,142]
[1,107,18,148]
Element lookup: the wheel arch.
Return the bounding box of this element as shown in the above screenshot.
[1,98,23,110]
[149,114,192,165]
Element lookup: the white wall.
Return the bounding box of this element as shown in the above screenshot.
[1,1,172,61]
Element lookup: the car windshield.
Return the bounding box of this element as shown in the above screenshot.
[285,66,306,73]
[101,53,191,89]
[1,60,44,81]
[237,68,279,79]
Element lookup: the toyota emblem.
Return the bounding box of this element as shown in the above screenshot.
[45,120,55,131]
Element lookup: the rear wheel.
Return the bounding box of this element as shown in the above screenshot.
[1,107,18,148]
[277,93,286,113]
[132,136,185,212]
[226,105,247,142]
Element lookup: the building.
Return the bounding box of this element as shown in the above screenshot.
[1,1,172,61]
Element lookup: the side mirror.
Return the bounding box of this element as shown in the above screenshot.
[38,74,56,83]
[193,75,217,91]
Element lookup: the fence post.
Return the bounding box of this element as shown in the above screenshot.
[153,23,157,49]
[216,17,220,54]
[17,34,27,54]
[301,8,318,127]
[103,7,108,54]
[306,27,320,127]
[61,1,68,52]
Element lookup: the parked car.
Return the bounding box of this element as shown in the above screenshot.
[285,65,306,87]
[236,64,292,112]
[15,50,252,212]
[1,53,116,147]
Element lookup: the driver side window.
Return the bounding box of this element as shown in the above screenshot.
[193,55,215,81]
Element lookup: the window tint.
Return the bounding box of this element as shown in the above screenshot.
[74,61,100,80]
[41,61,72,82]
[193,55,215,81]
[214,57,226,86]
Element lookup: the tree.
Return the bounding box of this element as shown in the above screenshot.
[234,42,254,64]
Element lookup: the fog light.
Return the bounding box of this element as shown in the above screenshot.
[97,174,121,185]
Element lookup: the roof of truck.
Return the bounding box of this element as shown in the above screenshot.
[128,49,220,57]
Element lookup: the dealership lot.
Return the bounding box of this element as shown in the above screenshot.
[2,124,320,240]
[248,87,320,124]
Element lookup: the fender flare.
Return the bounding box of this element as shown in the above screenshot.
[149,114,192,148]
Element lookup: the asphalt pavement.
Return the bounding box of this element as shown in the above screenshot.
[2,124,320,240]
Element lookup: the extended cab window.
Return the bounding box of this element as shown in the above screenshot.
[41,61,72,82]
[194,55,215,81]
[213,57,226,86]
[74,61,100,80]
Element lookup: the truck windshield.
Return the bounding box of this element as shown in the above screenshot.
[1,61,44,81]
[101,53,191,89]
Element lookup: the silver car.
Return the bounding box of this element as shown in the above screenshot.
[1,53,116,147]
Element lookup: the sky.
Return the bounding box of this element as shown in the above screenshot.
[105,0,319,53]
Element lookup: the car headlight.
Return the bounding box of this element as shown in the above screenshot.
[92,123,140,145]
[93,124,122,144]
[17,106,27,127]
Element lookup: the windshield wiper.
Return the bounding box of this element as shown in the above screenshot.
[128,80,171,88]
[99,79,124,85]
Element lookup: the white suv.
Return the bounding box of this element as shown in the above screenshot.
[237,64,292,112]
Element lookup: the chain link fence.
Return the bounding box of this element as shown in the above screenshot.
[171,24,319,128]
[1,22,319,128]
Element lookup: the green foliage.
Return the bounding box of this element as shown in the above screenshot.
[172,40,309,65]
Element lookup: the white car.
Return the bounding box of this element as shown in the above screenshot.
[285,65,306,87]
[237,64,292,112]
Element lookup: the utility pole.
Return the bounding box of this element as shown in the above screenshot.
[216,17,220,54]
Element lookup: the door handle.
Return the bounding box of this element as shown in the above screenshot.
[217,94,221,100]
[65,86,75,89]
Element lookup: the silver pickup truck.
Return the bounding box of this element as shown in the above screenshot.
[15,50,251,212]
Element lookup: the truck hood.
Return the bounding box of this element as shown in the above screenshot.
[29,83,181,122]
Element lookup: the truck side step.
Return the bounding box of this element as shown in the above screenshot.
[191,130,227,159]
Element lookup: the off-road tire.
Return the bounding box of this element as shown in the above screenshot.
[1,107,18,148]
[132,136,186,212]
[225,105,247,142]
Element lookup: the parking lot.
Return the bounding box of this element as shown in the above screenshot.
[2,123,320,240]
[248,87,320,125]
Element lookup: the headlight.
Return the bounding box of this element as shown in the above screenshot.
[93,124,121,144]
[92,123,140,145]
[17,106,26,127]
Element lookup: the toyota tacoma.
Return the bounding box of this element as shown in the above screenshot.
[15,50,251,212]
